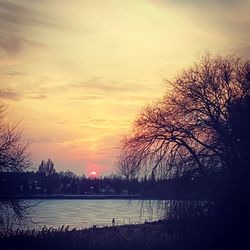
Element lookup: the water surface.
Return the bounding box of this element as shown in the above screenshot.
[27,199,166,229]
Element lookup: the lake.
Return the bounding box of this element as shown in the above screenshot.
[25,199,167,229]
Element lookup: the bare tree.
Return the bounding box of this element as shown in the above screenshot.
[0,103,31,231]
[116,140,142,180]
[0,106,30,172]
[118,54,250,180]
[116,54,250,239]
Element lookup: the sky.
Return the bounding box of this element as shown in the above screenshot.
[0,0,250,176]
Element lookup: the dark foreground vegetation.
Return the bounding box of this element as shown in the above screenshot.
[0,218,248,250]
[3,221,178,250]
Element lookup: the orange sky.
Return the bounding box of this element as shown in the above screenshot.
[0,0,250,175]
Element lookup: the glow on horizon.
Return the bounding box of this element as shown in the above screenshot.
[90,171,97,178]
[0,0,249,175]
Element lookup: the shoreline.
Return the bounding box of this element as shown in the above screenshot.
[0,219,220,250]
[0,194,142,200]
[0,194,211,201]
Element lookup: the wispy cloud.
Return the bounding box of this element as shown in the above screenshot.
[166,0,248,9]
[70,78,128,93]
[0,35,42,56]
[0,0,65,57]
[0,89,21,100]
[98,146,119,156]
[0,0,65,33]
[69,94,105,101]
[161,0,250,57]
[62,77,160,97]
[28,94,47,100]
[0,36,23,55]
[3,71,25,76]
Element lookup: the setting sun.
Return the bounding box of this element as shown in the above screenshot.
[90,171,97,177]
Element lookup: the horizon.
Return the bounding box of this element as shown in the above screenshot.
[1,0,250,175]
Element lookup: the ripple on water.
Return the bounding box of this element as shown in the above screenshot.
[26,199,165,229]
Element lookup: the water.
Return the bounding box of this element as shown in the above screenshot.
[25,199,166,229]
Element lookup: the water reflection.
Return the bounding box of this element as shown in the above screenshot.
[24,199,212,230]
[26,199,166,229]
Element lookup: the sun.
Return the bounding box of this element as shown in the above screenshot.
[90,171,97,178]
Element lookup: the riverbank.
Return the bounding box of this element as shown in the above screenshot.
[0,194,210,200]
[0,219,229,250]
[0,220,187,250]
[0,194,141,200]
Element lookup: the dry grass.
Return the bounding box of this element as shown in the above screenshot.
[0,218,242,250]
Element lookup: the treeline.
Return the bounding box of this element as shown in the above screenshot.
[0,171,130,196]
[0,167,226,200]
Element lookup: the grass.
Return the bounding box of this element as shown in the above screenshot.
[0,219,220,250]
[0,217,247,250]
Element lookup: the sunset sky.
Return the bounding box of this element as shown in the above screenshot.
[0,0,249,176]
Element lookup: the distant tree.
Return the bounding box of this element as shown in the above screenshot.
[64,170,77,179]
[38,159,56,176]
[37,159,56,194]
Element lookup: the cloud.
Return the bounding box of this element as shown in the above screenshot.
[28,94,47,100]
[0,1,65,34]
[0,36,25,55]
[64,77,159,97]
[0,89,21,100]
[0,34,45,57]
[72,78,126,93]
[4,71,25,76]
[98,146,119,156]
[89,119,107,124]
[158,0,250,59]
[0,0,66,57]
[165,0,248,8]
[0,37,21,55]
[69,94,105,101]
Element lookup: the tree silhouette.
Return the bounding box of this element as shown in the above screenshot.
[38,159,56,176]
[116,146,142,180]
[117,53,250,247]
[0,105,30,172]
[0,103,31,231]
[119,54,250,180]
[37,159,56,194]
